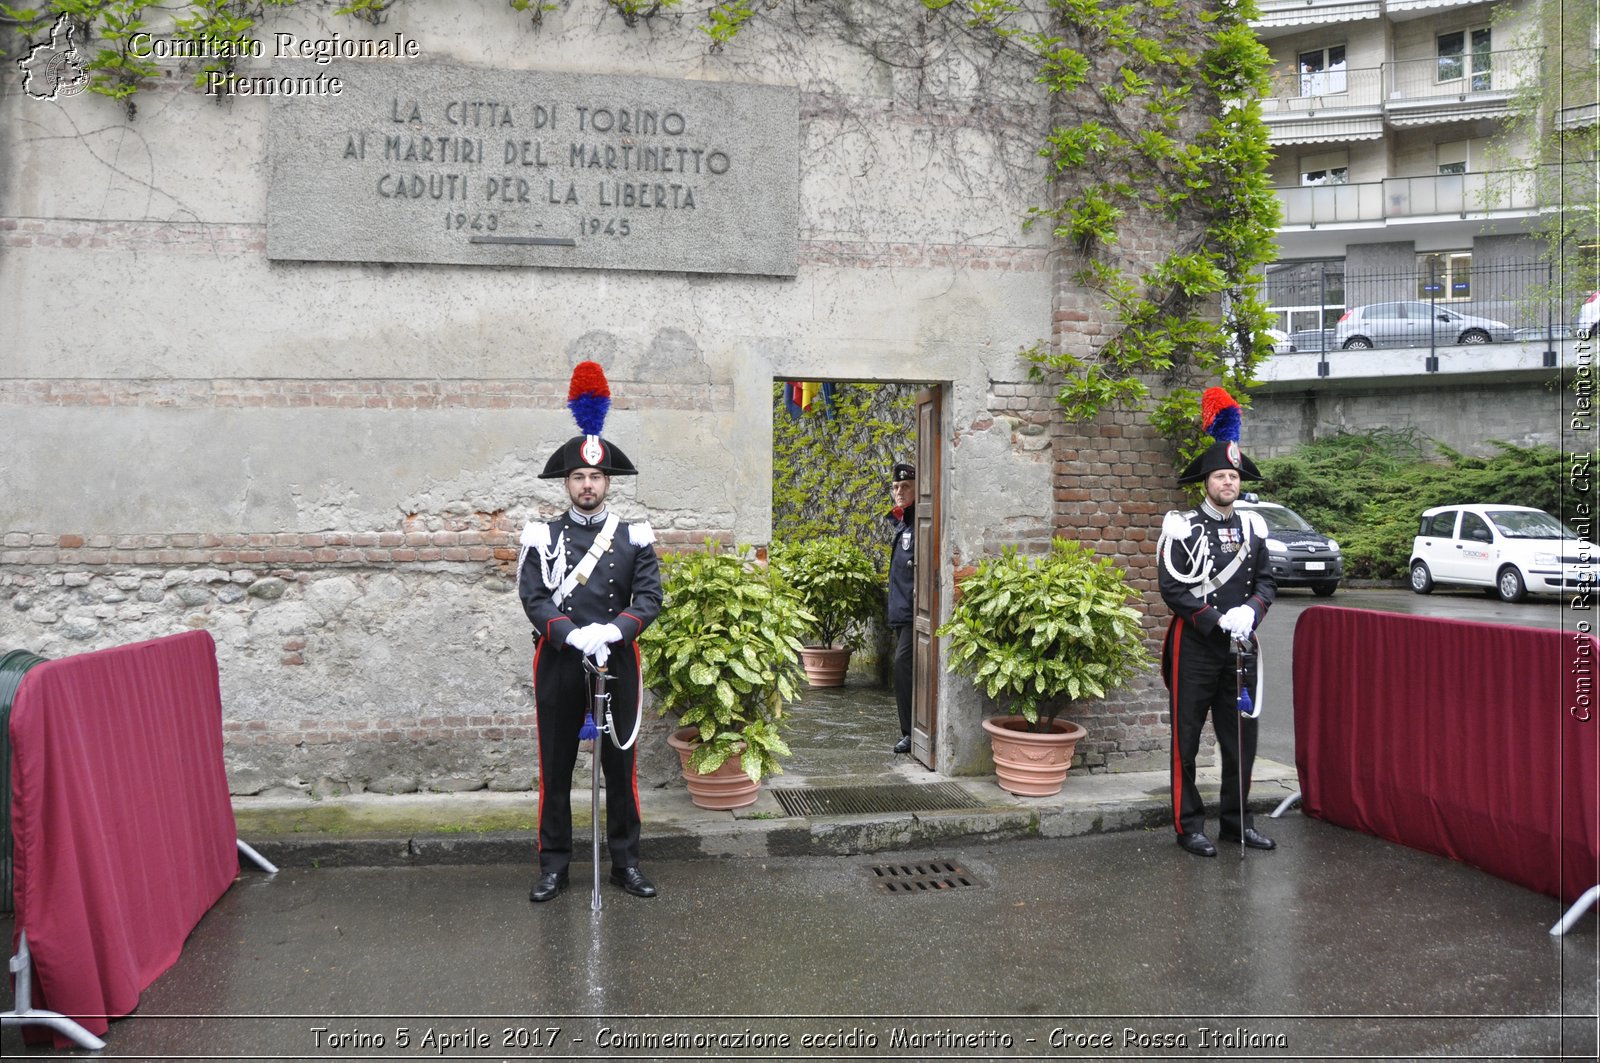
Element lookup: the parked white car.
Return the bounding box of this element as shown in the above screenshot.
[1577,290,1599,340]
[1409,504,1596,602]
[1263,328,1295,354]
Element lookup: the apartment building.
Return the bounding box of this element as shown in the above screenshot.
[1251,0,1588,342]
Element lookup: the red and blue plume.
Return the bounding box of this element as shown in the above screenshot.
[1200,387,1241,443]
[567,361,611,437]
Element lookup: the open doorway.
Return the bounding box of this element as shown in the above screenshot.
[770,380,942,770]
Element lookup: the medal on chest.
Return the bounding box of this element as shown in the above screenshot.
[1216,525,1242,557]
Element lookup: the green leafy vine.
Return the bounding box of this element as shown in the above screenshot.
[771,382,916,574]
[931,0,1280,459]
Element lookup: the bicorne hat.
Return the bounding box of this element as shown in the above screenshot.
[1177,387,1261,485]
[539,361,638,479]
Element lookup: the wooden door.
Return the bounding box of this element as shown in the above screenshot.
[911,387,941,766]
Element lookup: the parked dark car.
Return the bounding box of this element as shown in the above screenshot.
[1236,495,1342,596]
[1286,328,1336,354]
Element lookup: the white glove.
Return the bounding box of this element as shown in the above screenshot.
[566,625,601,656]
[1220,605,1255,640]
[586,624,622,666]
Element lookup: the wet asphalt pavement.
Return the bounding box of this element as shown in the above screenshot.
[4,816,1596,1060]
[3,586,1595,1060]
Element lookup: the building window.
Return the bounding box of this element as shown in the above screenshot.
[1300,150,1349,187]
[1436,138,1491,176]
[1298,45,1347,96]
[1417,252,1472,301]
[1263,259,1346,346]
[1438,29,1492,91]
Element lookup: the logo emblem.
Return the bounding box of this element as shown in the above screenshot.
[17,15,89,102]
[1226,441,1241,469]
[580,435,604,467]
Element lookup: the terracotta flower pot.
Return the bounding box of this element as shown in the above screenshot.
[797,645,851,687]
[981,715,1087,797]
[667,726,762,810]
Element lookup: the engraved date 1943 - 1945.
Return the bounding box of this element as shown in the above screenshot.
[444,214,632,238]
[445,212,499,232]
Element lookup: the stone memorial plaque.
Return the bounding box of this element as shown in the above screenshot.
[267,62,799,276]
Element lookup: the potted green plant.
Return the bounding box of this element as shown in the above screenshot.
[638,544,810,809]
[937,538,1154,796]
[768,536,882,686]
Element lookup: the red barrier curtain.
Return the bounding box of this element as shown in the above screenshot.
[1294,607,1599,904]
[9,630,239,1041]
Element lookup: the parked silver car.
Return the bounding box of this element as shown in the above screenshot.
[1335,301,1510,350]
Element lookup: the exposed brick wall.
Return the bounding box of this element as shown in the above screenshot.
[967,361,1191,772]
[2,217,1045,274]
[1,528,733,795]
[0,524,728,570]
[1040,61,1217,769]
[1046,399,1189,772]
[0,217,267,254]
[966,380,1057,556]
[0,377,735,412]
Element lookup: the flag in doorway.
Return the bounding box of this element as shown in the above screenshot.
[783,381,839,420]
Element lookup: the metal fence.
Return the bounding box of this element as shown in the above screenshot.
[1262,259,1590,354]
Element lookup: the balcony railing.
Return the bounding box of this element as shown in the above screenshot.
[1276,169,1540,226]
[1259,50,1542,122]
[1262,66,1383,114]
[1385,48,1539,104]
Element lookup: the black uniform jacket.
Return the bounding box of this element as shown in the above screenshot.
[519,510,663,646]
[1158,502,1276,641]
[886,504,915,627]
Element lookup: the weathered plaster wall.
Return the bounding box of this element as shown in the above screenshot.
[2,3,1067,791]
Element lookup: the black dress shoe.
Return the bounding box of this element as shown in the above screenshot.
[1220,827,1277,850]
[1176,832,1217,857]
[609,866,658,898]
[528,871,568,902]
[892,735,912,754]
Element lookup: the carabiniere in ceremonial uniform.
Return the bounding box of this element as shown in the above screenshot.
[1157,388,1278,858]
[519,361,662,902]
[886,461,917,755]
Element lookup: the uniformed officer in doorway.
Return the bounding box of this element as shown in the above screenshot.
[886,462,916,754]
[1157,388,1277,858]
[519,362,662,901]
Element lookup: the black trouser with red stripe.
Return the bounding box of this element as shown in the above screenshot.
[1163,617,1258,838]
[533,641,643,875]
[892,623,913,738]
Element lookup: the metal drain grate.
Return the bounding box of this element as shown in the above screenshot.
[769,782,984,818]
[869,859,982,893]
